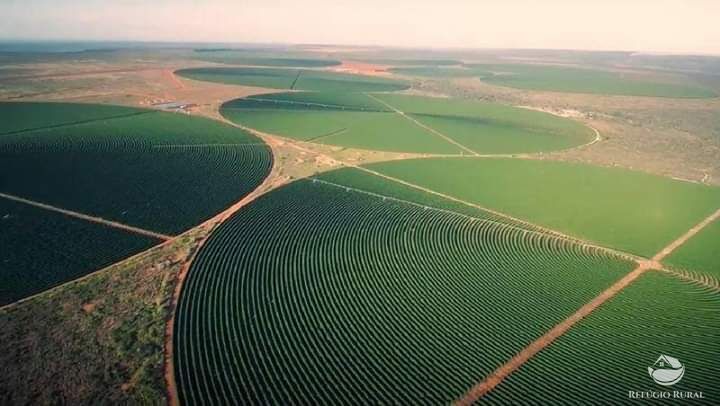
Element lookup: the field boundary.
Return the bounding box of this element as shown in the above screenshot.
[312,177,631,258]
[239,96,387,112]
[163,136,280,406]
[365,93,481,156]
[0,192,173,241]
[351,165,641,261]
[0,110,157,136]
[289,69,302,90]
[455,206,720,404]
[222,119,643,262]
[151,143,267,149]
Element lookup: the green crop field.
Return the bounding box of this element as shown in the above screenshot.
[464,64,714,98]
[174,178,635,404]
[372,94,595,153]
[391,63,716,98]
[221,92,593,154]
[0,102,272,304]
[0,101,148,134]
[175,67,409,92]
[484,271,720,404]
[364,158,720,256]
[0,198,157,305]
[665,219,720,278]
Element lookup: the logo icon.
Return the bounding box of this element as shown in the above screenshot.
[648,355,685,386]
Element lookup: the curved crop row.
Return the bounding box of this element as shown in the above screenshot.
[0,103,272,234]
[484,271,720,404]
[174,179,634,404]
[0,102,273,304]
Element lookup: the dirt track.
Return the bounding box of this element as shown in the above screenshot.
[366,93,480,156]
[0,192,172,241]
[162,135,286,406]
[455,207,720,404]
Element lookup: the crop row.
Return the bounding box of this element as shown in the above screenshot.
[0,198,157,305]
[174,179,634,404]
[0,145,272,234]
[484,271,720,404]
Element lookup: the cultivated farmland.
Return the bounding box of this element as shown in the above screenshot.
[665,219,720,279]
[484,271,720,404]
[174,179,635,404]
[398,63,716,98]
[175,67,409,92]
[221,92,594,154]
[364,158,720,256]
[0,102,271,304]
[0,198,156,305]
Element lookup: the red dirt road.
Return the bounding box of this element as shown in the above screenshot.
[455,207,720,404]
[0,192,172,241]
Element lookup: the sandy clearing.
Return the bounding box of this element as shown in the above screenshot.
[329,60,390,77]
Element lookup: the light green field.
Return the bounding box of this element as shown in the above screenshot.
[665,219,720,278]
[392,63,715,98]
[484,271,720,404]
[222,108,461,154]
[175,67,409,92]
[221,92,593,154]
[364,158,720,256]
[467,64,716,98]
[373,94,595,153]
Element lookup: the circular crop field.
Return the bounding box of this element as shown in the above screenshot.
[0,101,272,304]
[174,177,633,404]
[220,92,595,154]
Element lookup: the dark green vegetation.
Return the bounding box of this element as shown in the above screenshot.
[485,271,720,404]
[365,158,720,257]
[174,177,634,404]
[665,219,720,278]
[0,102,271,304]
[175,67,409,92]
[396,63,716,98]
[0,199,156,305]
[0,102,272,234]
[0,101,145,134]
[221,92,593,154]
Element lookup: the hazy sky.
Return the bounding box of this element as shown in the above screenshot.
[1,0,719,54]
